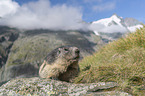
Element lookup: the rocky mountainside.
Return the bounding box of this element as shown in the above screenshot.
[90,14,143,42]
[0,26,19,68]
[0,26,103,83]
[123,17,142,27]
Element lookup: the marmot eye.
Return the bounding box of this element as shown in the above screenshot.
[64,48,69,51]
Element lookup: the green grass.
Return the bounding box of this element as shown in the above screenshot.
[75,26,145,95]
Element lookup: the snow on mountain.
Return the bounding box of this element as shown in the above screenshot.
[93,14,123,27]
[90,14,127,35]
[91,14,143,36]
[90,14,143,42]
[127,24,143,32]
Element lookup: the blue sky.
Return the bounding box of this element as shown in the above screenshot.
[13,0,145,23]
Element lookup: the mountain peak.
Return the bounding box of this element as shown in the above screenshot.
[112,13,118,17]
[111,14,122,19]
[92,14,123,27]
[112,13,119,16]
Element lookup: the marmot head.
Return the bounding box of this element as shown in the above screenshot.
[45,46,80,64]
[57,46,80,62]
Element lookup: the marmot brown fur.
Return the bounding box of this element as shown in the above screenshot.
[39,46,80,82]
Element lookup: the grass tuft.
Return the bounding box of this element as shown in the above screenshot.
[75,25,145,95]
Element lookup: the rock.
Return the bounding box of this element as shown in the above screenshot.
[0,29,103,82]
[0,77,131,96]
[0,26,19,68]
[86,91,132,96]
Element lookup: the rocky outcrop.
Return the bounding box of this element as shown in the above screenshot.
[0,77,131,96]
[0,29,103,82]
[0,26,19,68]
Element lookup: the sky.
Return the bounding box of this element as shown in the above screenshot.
[0,0,145,30]
[13,0,145,22]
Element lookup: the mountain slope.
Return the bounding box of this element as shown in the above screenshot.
[0,26,19,68]
[0,28,103,82]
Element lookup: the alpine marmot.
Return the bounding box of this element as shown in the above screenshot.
[39,46,80,82]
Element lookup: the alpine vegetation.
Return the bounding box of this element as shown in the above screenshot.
[75,26,145,95]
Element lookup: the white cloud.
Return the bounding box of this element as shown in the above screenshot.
[93,1,116,12]
[0,0,87,30]
[0,0,19,17]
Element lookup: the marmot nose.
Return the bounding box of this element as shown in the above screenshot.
[75,48,80,54]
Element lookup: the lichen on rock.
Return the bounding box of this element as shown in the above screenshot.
[0,77,131,96]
